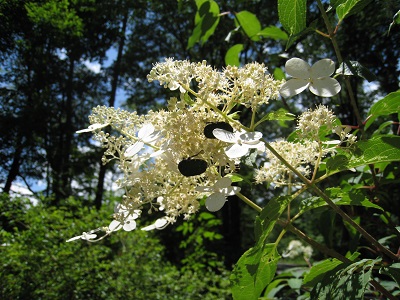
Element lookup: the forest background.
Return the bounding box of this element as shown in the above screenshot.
[0,0,399,299]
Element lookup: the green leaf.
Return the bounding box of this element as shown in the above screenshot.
[326,135,400,175]
[336,0,373,21]
[380,263,400,287]
[258,26,288,40]
[235,11,262,41]
[235,196,289,299]
[310,258,381,299]
[336,60,377,82]
[299,187,384,214]
[284,19,318,50]
[225,44,243,66]
[226,173,244,183]
[388,10,400,35]
[257,108,296,125]
[231,243,280,300]
[255,196,290,241]
[326,188,384,211]
[330,0,346,7]
[187,0,220,49]
[278,0,306,35]
[273,67,286,80]
[303,259,343,287]
[365,90,400,130]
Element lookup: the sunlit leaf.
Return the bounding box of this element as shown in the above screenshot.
[231,243,280,300]
[225,44,243,66]
[257,108,296,124]
[326,136,400,175]
[273,67,286,80]
[365,90,400,130]
[278,0,306,35]
[258,26,288,40]
[235,11,261,41]
[335,0,373,21]
[187,0,220,49]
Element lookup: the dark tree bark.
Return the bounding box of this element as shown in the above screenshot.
[94,9,129,209]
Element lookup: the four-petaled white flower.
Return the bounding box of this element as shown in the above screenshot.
[196,177,241,212]
[76,123,109,133]
[141,218,169,231]
[108,203,141,232]
[279,58,341,98]
[124,123,160,157]
[213,129,264,159]
[66,231,98,242]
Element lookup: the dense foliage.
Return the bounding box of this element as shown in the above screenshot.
[1,0,399,299]
[0,193,231,299]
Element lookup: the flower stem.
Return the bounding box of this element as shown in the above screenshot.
[316,0,364,133]
[236,192,262,212]
[263,139,398,261]
[278,220,397,299]
[181,83,250,131]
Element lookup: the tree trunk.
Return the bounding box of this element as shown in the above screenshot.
[53,56,75,203]
[3,134,23,194]
[94,9,129,209]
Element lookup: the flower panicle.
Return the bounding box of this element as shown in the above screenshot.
[70,58,347,242]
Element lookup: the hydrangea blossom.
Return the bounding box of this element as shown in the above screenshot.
[124,123,160,157]
[196,177,241,211]
[212,129,264,159]
[76,123,109,133]
[282,240,313,259]
[67,58,346,243]
[279,58,341,98]
[108,203,141,232]
[66,231,98,242]
[141,218,169,231]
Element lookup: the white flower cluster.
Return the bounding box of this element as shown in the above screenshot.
[68,58,284,242]
[255,139,319,187]
[282,240,313,259]
[67,58,348,242]
[255,105,356,187]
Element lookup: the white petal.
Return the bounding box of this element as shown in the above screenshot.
[239,131,262,143]
[220,186,241,196]
[125,141,144,157]
[285,58,310,79]
[108,220,122,232]
[225,143,249,159]
[138,124,155,139]
[195,186,214,193]
[154,218,169,229]
[168,81,180,91]
[81,233,97,240]
[246,141,264,149]
[66,235,83,242]
[150,149,164,157]
[310,59,335,78]
[214,177,232,190]
[141,224,156,231]
[212,129,237,143]
[143,131,160,143]
[279,79,309,98]
[76,123,108,133]
[206,193,227,212]
[309,77,341,97]
[123,220,137,231]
